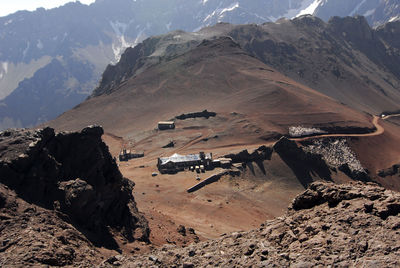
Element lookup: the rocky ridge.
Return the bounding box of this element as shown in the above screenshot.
[301,138,365,173]
[0,126,149,266]
[92,16,400,115]
[101,181,400,267]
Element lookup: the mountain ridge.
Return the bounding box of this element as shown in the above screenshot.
[91,16,400,115]
[0,0,399,129]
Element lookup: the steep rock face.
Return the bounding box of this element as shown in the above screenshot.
[102,181,400,267]
[0,184,100,266]
[91,17,400,115]
[231,17,400,114]
[0,0,398,129]
[0,126,149,250]
[224,146,273,163]
[273,137,334,187]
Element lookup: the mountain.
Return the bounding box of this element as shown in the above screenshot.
[313,0,400,27]
[90,16,400,115]
[49,34,374,136]
[47,18,400,235]
[0,126,149,266]
[0,0,399,129]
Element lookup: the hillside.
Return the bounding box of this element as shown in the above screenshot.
[91,16,400,115]
[50,36,373,136]
[0,126,149,266]
[102,181,400,267]
[43,14,400,246]
[0,0,398,129]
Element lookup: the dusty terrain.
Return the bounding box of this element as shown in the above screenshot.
[39,15,400,263]
[101,181,400,267]
[47,30,400,247]
[99,112,400,246]
[0,126,149,266]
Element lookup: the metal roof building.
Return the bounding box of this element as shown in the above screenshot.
[157,152,212,173]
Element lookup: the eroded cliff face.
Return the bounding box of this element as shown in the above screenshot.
[0,126,149,266]
[101,181,400,267]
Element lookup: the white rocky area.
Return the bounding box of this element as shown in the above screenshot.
[288,126,326,137]
[302,138,365,173]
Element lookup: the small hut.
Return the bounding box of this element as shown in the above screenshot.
[158,121,175,130]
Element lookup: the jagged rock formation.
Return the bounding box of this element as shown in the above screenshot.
[378,164,400,178]
[0,126,149,266]
[273,137,372,186]
[88,16,400,118]
[225,146,273,163]
[1,0,398,128]
[101,181,400,267]
[273,137,334,187]
[301,139,365,173]
[0,184,100,267]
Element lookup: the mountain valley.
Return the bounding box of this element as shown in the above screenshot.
[0,0,399,129]
[0,1,399,266]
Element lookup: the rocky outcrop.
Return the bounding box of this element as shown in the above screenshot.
[0,126,149,265]
[0,184,100,267]
[273,137,333,187]
[273,137,371,186]
[378,164,400,178]
[175,110,217,120]
[101,181,400,267]
[301,138,369,182]
[224,145,273,163]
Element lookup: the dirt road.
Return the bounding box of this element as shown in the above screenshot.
[290,115,384,142]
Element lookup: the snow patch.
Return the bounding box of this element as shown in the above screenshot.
[4,19,12,26]
[0,62,8,80]
[202,2,239,24]
[203,10,217,23]
[389,16,400,22]
[303,139,365,173]
[349,0,367,16]
[110,21,128,37]
[110,20,137,63]
[23,42,30,59]
[36,39,43,50]
[219,2,239,16]
[297,0,322,17]
[2,62,8,74]
[363,9,375,17]
[289,126,325,137]
[272,0,321,21]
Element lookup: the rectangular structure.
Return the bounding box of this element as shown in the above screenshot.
[157,152,212,173]
[158,121,175,130]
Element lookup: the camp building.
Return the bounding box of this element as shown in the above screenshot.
[119,149,144,161]
[158,121,175,130]
[157,152,212,173]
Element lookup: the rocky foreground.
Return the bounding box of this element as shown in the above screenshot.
[0,126,149,266]
[102,181,400,267]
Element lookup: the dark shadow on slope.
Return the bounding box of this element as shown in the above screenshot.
[273,137,332,188]
[255,160,266,175]
[246,162,256,176]
[0,126,150,251]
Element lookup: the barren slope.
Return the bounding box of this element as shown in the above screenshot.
[101,181,400,267]
[49,37,372,139]
[46,36,383,242]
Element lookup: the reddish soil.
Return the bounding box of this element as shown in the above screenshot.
[348,119,400,190]
[48,37,400,247]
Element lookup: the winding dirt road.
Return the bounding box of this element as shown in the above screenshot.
[382,113,400,120]
[290,115,384,142]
